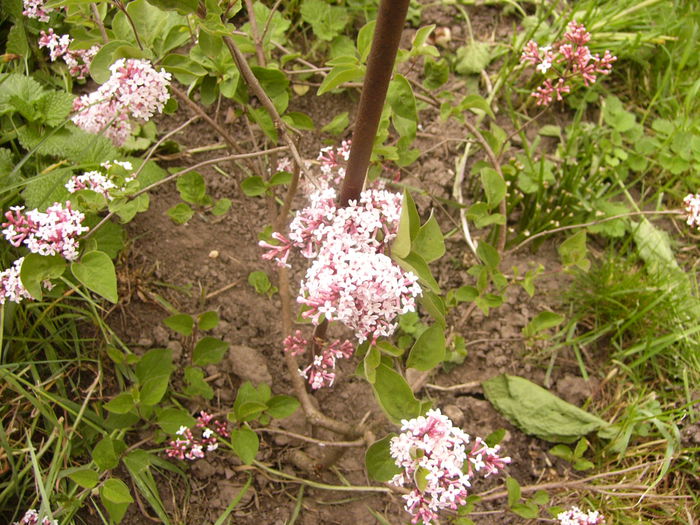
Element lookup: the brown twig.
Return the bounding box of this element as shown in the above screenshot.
[244,0,266,66]
[253,427,365,447]
[91,3,108,44]
[222,36,318,187]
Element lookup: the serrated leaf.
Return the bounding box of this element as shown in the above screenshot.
[300,0,349,41]
[167,202,194,224]
[71,251,118,303]
[176,171,208,205]
[211,198,231,216]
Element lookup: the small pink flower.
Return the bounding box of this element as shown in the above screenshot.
[683,193,700,228]
[165,412,229,461]
[22,0,60,22]
[0,257,34,305]
[13,509,58,525]
[557,506,605,525]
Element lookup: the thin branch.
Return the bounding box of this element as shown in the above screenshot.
[222,36,318,187]
[91,3,108,44]
[508,209,683,253]
[244,0,266,65]
[252,427,365,447]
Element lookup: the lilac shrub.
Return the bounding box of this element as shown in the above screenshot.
[390,409,510,524]
[72,59,171,146]
[0,258,34,305]
[65,160,135,200]
[22,0,60,22]
[520,21,616,106]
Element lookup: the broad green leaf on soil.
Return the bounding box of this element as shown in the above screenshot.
[455,42,492,75]
[67,469,100,489]
[176,171,208,205]
[100,478,133,524]
[138,374,170,406]
[183,366,214,399]
[19,254,65,300]
[366,434,401,482]
[104,392,135,414]
[423,57,449,90]
[198,311,219,331]
[156,407,197,434]
[135,348,174,383]
[476,241,500,269]
[146,0,198,15]
[482,374,612,443]
[192,337,229,366]
[506,476,521,507]
[92,437,127,471]
[163,313,194,335]
[523,311,565,338]
[248,270,272,294]
[165,201,196,225]
[211,198,232,216]
[480,166,506,210]
[558,230,590,271]
[231,428,259,465]
[406,324,445,371]
[588,200,630,238]
[420,291,446,327]
[71,251,118,303]
[241,176,268,197]
[412,212,445,263]
[265,395,299,419]
[109,194,150,223]
[371,363,423,423]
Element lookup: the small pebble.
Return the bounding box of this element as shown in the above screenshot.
[208,250,219,258]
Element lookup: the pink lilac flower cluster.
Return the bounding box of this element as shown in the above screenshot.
[390,409,510,525]
[283,331,355,389]
[165,412,229,461]
[0,257,33,305]
[683,193,700,228]
[72,58,172,146]
[65,160,135,200]
[520,21,616,106]
[2,202,88,261]
[12,509,58,525]
[261,184,421,342]
[557,506,605,525]
[38,29,98,80]
[22,0,61,22]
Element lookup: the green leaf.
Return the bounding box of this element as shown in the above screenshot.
[241,176,268,197]
[506,477,521,507]
[455,42,492,75]
[480,167,506,210]
[420,291,446,327]
[265,395,299,419]
[406,324,445,371]
[531,490,549,505]
[511,502,539,519]
[484,428,506,447]
[192,337,229,366]
[166,202,194,224]
[248,106,278,141]
[100,478,133,523]
[321,112,350,135]
[371,364,423,424]
[269,172,293,186]
[482,374,612,443]
[412,212,445,263]
[92,437,127,471]
[135,348,173,383]
[248,270,272,295]
[71,251,118,303]
[183,366,214,399]
[283,111,314,131]
[523,311,565,338]
[19,254,65,300]
[558,230,590,271]
[388,74,418,142]
[631,219,681,274]
[476,242,500,269]
[139,374,170,406]
[233,382,271,421]
[198,311,220,331]
[251,66,290,114]
[176,171,208,205]
[163,313,194,336]
[104,393,135,414]
[363,345,381,384]
[89,40,142,84]
[454,285,478,303]
[156,408,196,435]
[211,198,231,216]
[68,469,100,489]
[317,65,364,95]
[300,0,350,41]
[146,0,198,14]
[366,435,402,482]
[458,94,495,119]
[231,428,259,465]
[392,190,419,258]
[423,57,449,90]
[395,252,440,294]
